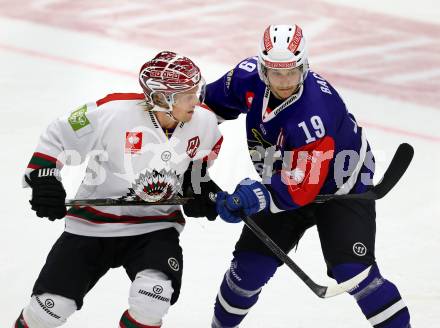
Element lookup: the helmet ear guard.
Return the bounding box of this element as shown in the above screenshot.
[257,24,309,85]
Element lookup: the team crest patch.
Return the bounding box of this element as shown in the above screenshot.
[125,132,143,154]
[125,169,181,202]
[186,136,200,158]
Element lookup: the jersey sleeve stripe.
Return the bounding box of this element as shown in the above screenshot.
[27,152,61,169]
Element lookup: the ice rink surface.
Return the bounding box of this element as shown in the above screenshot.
[1,0,439,327]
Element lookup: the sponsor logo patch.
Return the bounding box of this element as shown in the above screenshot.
[125,132,143,154]
[68,105,90,131]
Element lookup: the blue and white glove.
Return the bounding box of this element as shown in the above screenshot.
[215,179,270,223]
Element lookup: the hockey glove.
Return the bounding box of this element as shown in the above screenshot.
[181,164,221,221]
[27,168,67,221]
[216,179,270,223]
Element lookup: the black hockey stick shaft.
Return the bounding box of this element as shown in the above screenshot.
[240,214,328,297]
[65,197,193,207]
[314,143,414,203]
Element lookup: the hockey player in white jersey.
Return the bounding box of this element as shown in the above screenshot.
[13,51,223,328]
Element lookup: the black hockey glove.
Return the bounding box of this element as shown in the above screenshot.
[181,162,220,221]
[26,168,67,221]
[183,180,220,221]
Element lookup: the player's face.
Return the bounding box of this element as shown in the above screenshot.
[267,67,302,99]
[172,86,200,122]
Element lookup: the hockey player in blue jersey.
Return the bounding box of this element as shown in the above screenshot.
[205,24,411,327]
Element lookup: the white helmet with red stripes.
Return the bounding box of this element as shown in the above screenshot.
[258,24,309,85]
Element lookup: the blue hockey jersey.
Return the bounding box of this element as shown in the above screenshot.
[205,57,375,212]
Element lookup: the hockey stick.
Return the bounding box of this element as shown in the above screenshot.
[65,197,193,207]
[65,143,413,207]
[240,214,371,298]
[314,143,414,203]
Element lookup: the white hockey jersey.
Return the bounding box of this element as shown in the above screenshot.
[24,93,223,237]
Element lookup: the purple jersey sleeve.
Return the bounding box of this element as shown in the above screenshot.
[205,57,261,120]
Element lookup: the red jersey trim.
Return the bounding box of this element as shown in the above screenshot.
[67,207,185,225]
[203,136,224,162]
[199,103,214,112]
[96,93,144,107]
[283,136,335,206]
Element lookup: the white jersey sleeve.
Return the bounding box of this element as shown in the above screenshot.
[23,102,104,186]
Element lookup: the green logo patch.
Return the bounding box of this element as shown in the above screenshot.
[68,105,90,131]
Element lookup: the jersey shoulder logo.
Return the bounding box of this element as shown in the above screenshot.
[68,105,93,137]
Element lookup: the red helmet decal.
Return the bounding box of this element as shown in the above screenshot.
[263,26,273,52]
[139,51,201,102]
[287,25,303,53]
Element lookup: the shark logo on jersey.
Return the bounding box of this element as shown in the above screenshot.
[125,169,181,202]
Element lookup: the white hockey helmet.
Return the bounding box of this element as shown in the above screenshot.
[258,24,309,85]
